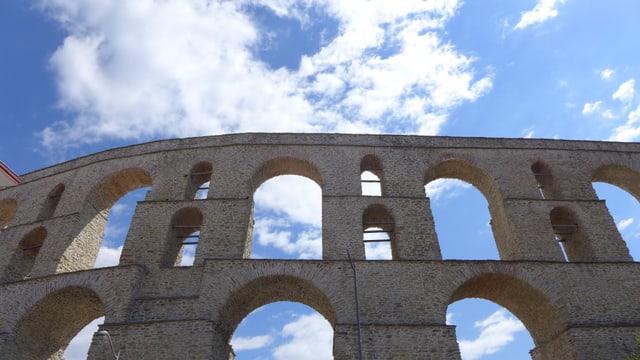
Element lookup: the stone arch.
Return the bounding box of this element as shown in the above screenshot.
[361,154,383,196]
[0,198,17,228]
[550,206,593,261]
[38,183,65,221]
[362,204,395,259]
[186,161,212,199]
[449,273,566,349]
[251,156,324,192]
[4,226,47,282]
[219,274,336,342]
[10,286,104,359]
[424,159,510,259]
[592,164,640,202]
[60,168,152,272]
[162,207,203,267]
[531,160,556,199]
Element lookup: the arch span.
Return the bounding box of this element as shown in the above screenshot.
[592,164,640,202]
[251,156,324,192]
[449,272,566,347]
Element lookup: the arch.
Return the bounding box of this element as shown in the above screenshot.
[550,206,592,261]
[531,160,556,199]
[362,204,395,259]
[11,286,104,359]
[186,161,212,199]
[219,275,336,341]
[61,168,152,272]
[449,273,566,348]
[0,198,17,228]
[163,207,203,267]
[361,154,383,196]
[38,183,65,220]
[592,164,640,203]
[4,226,47,281]
[251,156,323,193]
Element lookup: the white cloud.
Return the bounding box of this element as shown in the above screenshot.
[93,245,122,268]
[522,127,535,138]
[581,101,602,116]
[231,334,274,351]
[514,0,565,30]
[254,175,322,227]
[612,78,636,104]
[254,217,322,259]
[272,313,333,360]
[64,317,104,360]
[609,103,640,142]
[458,309,526,360]
[600,68,615,80]
[618,217,634,231]
[425,178,472,201]
[36,0,491,152]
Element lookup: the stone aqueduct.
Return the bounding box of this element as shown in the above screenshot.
[2,133,640,359]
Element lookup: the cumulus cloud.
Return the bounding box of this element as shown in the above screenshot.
[600,68,615,80]
[612,78,636,104]
[458,309,526,360]
[425,178,472,201]
[581,101,602,116]
[254,175,321,227]
[231,334,274,351]
[617,218,634,232]
[36,0,491,152]
[272,313,333,360]
[254,217,322,259]
[514,0,565,30]
[609,103,640,142]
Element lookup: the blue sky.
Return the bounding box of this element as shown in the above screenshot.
[2,0,640,359]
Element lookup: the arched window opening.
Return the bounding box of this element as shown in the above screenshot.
[447,299,534,359]
[0,198,17,229]
[4,226,47,281]
[163,207,202,267]
[94,187,151,268]
[38,183,65,220]
[549,207,587,262]
[531,161,554,199]
[361,155,383,196]
[230,302,333,359]
[187,161,212,199]
[425,178,499,260]
[362,204,394,260]
[593,182,640,259]
[64,316,105,359]
[251,175,322,259]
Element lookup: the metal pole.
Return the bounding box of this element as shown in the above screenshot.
[96,330,120,360]
[347,249,363,360]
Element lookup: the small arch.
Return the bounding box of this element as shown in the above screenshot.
[251,156,323,193]
[550,206,592,261]
[163,207,203,267]
[220,275,336,341]
[0,198,17,228]
[38,183,65,220]
[362,204,395,260]
[449,273,566,349]
[12,286,104,359]
[186,161,212,200]
[531,160,555,199]
[4,226,47,281]
[361,154,383,196]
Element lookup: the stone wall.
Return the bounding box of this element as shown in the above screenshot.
[1,133,640,359]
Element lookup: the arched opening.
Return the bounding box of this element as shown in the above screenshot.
[64,316,104,359]
[231,302,333,359]
[11,286,105,359]
[447,299,533,360]
[531,160,555,199]
[593,164,640,260]
[186,161,212,199]
[94,186,151,268]
[163,207,202,267]
[549,207,591,261]
[221,275,335,359]
[361,154,383,196]
[250,158,323,259]
[62,168,152,272]
[449,273,567,358]
[425,160,504,260]
[362,204,394,260]
[38,183,65,221]
[4,226,47,281]
[0,198,17,229]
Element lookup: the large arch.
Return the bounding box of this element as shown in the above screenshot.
[10,286,105,359]
[449,273,566,348]
[592,164,640,202]
[251,156,324,192]
[219,274,336,343]
[59,168,152,273]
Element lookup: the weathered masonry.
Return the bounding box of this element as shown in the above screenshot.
[2,133,640,359]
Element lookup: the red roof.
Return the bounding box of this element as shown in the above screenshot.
[0,160,21,185]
